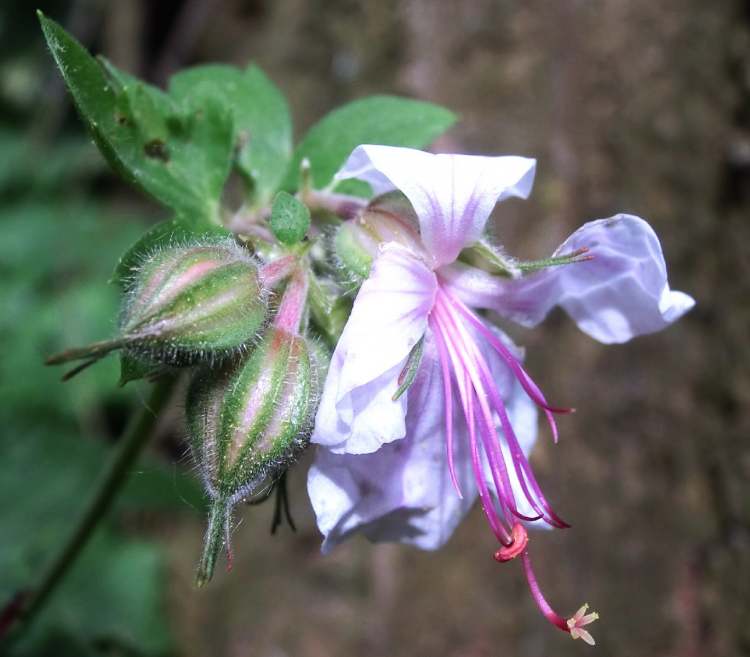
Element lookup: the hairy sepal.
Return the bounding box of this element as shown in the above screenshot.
[334,191,423,285]
[120,240,268,366]
[186,327,319,506]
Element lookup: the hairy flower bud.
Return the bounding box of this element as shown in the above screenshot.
[120,241,267,362]
[187,325,319,586]
[334,191,424,283]
[46,241,268,372]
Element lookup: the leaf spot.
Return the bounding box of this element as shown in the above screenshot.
[144,139,170,162]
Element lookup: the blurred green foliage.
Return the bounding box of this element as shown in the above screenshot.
[0,115,205,656]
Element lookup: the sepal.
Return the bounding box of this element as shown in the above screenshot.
[334,191,423,284]
[459,238,521,278]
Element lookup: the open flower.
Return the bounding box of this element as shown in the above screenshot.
[307,145,694,642]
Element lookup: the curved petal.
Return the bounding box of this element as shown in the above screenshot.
[335,145,536,267]
[312,244,437,454]
[442,214,695,344]
[307,341,477,552]
[307,327,542,552]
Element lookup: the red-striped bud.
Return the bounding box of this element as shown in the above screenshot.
[187,325,319,586]
[47,241,268,372]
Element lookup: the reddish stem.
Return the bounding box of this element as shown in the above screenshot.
[274,268,309,334]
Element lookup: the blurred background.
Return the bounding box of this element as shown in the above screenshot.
[1,1,748,656]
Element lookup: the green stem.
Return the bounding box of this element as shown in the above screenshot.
[195,497,231,588]
[2,377,176,644]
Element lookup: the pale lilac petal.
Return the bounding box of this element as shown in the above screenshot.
[335,145,536,267]
[442,214,695,344]
[308,342,477,552]
[307,327,542,552]
[438,260,510,309]
[312,244,437,454]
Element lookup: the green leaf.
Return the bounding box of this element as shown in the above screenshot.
[39,13,234,225]
[283,95,456,191]
[269,191,311,244]
[169,64,293,206]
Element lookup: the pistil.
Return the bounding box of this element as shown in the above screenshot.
[520,542,599,645]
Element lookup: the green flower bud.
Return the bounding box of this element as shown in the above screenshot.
[47,241,268,371]
[121,241,267,363]
[187,326,319,586]
[334,191,424,284]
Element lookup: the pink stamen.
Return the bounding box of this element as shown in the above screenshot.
[466,375,511,545]
[441,287,567,413]
[521,548,569,632]
[434,296,548,525]
[474,362,570,529]
[520,544,598,644]
[442,288,573,444]
[482,377,565,526]
[432,304,529,528]
[493,523,529,562]
[430,314,510,544]
[431,317,463,499]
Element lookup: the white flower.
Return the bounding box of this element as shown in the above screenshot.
[308,145,694,640]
